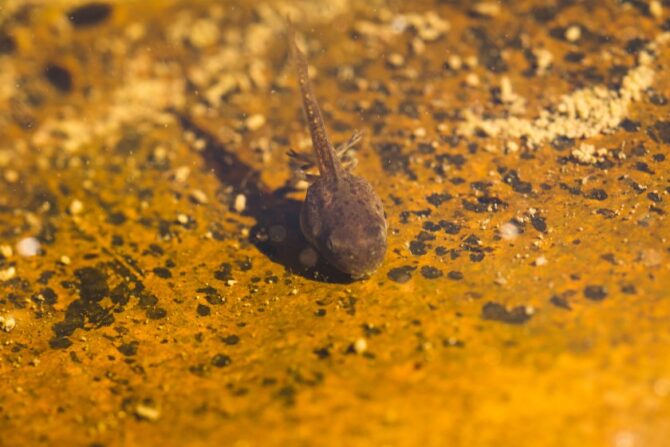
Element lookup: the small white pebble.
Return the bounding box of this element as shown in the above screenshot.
[234,194,246,213]
[176,213,189,224]
[16,237,41,257]
[565,25,581,42]
[245,114,266,131]
[0,315,16,332]
[499,222,519,241]
[4,169,19,183]
[134,404,160,421]
[69,199,83,215]
[472,2,501,17]
[353,338,368,354]
[190,189,208,204]
[534,255,548,266]
[464,55,478,68]
[0,244,12,258]
[465,72,480,87]
[153,146,167,162]
[174,166,191,183]
[0,266,16,281]
[505,141,519,153]
[413,127,427,138]
[60,255,71,265]
[447,54,462,70]
[387,53,405,67]
[650,1,663,19]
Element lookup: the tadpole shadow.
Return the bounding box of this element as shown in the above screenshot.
[175,113,353,284]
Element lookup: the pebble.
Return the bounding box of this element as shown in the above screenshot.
[650,1,663,19]
[176,213,189,225]
[0,266,16,281]
[69,199,83,215]
[387,53,405,67]
[245,114,266,131]
[234,194,246,213]
[174,166,191,183]
[447,54,462,70]
[16,237,41,257]
[465,73,480,87]
[190,189,208,204]
[534,255,548,266]
[499,222,519,240]
[4,169,19,183]
[565,26,581,42]
[134,403,160,421]
[0,245,12,258]
[0,315,16,332]
[353,338,368,354]
[471,2,501,17]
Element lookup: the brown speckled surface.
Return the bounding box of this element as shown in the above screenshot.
[1,1,670,446]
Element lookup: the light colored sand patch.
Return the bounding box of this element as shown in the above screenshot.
[458,33,670,149]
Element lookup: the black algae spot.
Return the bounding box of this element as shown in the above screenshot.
[214,263,233,281]
[76,267,109,301]
[441,220,461,234]
[49,337,73,349]
[584,285,607,301]
[314,308,327,317]
[422,221,441,232]
[398,100,419,118]
[152,267,171,279]
[596,208,617,219]
[420,266,443,279]
[531,6,557,22]
[502,169,532,194]
[447,271,463,280]
[625,37,649,54]
[115,130,142,155]
[313,347,330,359]
[648,192,662,203]
[635,161,654,174]
[107,212,127,225]
[387,266,416,283]
[620,118,640,132]
[197,286,225,305]
[374,142,415,179]
[146,307,167,319]
[223,335,240,345]
[531,215,547,233]
[426,193,452,207]
[43,64,73,93]
[469,252,484,262]
[211,354,232,368]
[117,341,138,356]
[621,284,637,295]
[481,302,533,324]
[0,31,16,54]
[551,136,575,151]
[471,27,508,73]
[196,304,211,316]
[585,189,608,201]
[409,240,428,256]
[67,2,112,27]
[649,121,670,144]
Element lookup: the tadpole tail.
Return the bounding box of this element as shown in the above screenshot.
[287,19,341,182]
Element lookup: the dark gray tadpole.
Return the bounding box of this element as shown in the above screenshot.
[287,23,388,279]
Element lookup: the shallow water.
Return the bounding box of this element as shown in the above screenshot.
[1,1,670,446]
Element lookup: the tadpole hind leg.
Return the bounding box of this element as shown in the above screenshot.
[334,130,362,171]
